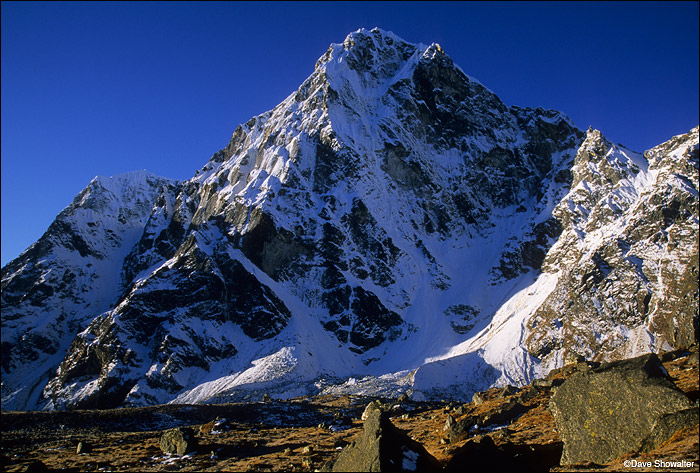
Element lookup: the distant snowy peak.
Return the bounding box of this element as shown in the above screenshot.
[88,169,178,197]
[4,169,178,268]
[1,169,180,410]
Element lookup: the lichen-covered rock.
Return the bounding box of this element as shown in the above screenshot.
[639,407,700,453]
[548,353,694,465]
[159,427,197,456]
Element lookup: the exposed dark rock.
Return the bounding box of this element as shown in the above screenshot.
[328,409,440,472]
[478,399,529,427]
[21,460,50,473]
[639,407,700,453]
[443,435,563,473]
[238,209,313,280]
[548,353,695,465]
[213,256,291,340]
[444,304,480,335]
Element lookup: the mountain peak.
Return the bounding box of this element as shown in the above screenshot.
[315,27,425,79]
[2,28,698,411]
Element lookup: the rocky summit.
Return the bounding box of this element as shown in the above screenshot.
[1,27,698,411]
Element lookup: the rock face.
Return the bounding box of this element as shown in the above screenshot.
[639,407,699,453]
[524,127,699,370]
[328,408,439,472]
[1,171,180,410]
[548,353,695,465]
[1,27,698,410]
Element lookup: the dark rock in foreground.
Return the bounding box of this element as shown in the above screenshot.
[639,407,699,453]
[326,406,440,472]
[548,353,695,465]
[443,435,562,473]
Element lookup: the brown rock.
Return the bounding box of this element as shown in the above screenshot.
[159,427,197,456]
[329,409,440,472]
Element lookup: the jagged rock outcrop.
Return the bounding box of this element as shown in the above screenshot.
[525,127,699,369]
[548,353,695,465]
[1,27,698,410]
[325,408,440,472]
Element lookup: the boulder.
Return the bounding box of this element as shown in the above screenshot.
[549,353,694,465]
[443,435,563,473]
[533,377,564,389]
[75,441,91,454]
[199,420,215,435]
[361,400,383,420]
[446,400,529,443]
[478,399,528,427]
[159,427,197,456]
[639,407,699,452]
[443,415,456,432]
[472,385,518,406]
[446,415,478,443]
[301,445,314,455]
[493,385,518,399]
[22,460,50,473]
[516,385,539,403]
[328,408,440,472]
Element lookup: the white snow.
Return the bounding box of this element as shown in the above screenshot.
[4,30,697,410]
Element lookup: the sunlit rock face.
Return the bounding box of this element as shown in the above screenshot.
[2,28,697,410]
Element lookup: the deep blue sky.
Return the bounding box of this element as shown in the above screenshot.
[2,1,698,266]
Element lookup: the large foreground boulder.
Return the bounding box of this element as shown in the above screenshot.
[327,407,440,472]
[549,353,695,465]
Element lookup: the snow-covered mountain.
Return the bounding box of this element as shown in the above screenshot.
[2,28,698,410]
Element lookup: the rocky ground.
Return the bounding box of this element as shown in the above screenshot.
[1,346,697,472]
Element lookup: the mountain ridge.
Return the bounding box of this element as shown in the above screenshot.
[2,27,697,411]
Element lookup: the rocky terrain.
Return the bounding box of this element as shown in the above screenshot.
[2,27,698,413]
[2,346,696,472]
